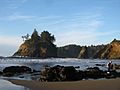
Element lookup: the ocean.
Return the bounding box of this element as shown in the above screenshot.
[0,58,120,71]
[0,79,29,90]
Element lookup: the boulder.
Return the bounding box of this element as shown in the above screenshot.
[40,65,80,81]
[3,66,32,77]
[83,67,105,79]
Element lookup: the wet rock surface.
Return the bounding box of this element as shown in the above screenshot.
[3,66,32,77]
[40,65,120,82]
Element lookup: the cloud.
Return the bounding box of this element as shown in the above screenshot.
[37,15,61,20]
[21,0,28,3]
[6,12,104,47]
[0,0,28,10]
[55,29,120,46]
[7,13,61,21]
[51,13,104,46]
[55,31,96,46]
[8,13,36,21]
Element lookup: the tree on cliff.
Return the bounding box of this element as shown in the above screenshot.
[31,29,40,42]
[40,31,55,43]
[13,29,57,58]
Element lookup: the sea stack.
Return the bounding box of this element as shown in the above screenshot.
[13,29,57,58]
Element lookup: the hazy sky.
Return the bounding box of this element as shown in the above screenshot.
[0,0,120,56]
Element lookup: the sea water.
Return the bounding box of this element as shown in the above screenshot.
[0,79,29,90]
[0,58,120,71]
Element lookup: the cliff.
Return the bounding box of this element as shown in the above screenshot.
[13,30,57,58]
[94,39,120,59]
[77,45,105,59]
[57,45,81,58]
[57,45,105,59]
[77,46,88,59]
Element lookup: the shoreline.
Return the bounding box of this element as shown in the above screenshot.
[8,78,120,90]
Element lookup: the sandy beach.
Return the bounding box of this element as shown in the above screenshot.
[8,78,120,90]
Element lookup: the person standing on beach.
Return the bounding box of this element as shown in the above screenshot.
[107,61,113,72]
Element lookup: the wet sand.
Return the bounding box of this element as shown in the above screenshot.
[8,78,120,90]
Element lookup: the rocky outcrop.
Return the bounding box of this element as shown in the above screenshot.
[94,39,120,59]
[57,45,105,59]
[40,65,79,81]
[57,45,80,58]
[3,66,31,77]
[77,45,105,59]
[77,46,88,59]
[87,45,105,58]
[13,30,57,58]
[40,65,120,82]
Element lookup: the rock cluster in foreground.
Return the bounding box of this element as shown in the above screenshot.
[40,65,120,82]
[1,65,120,81]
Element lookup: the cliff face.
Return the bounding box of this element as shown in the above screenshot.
[57,45,105,59]
[13,30,57,58]
[77,46,88,59]
[77,45,105,59]
[94,39,120,59]
[57,45,80,58]
[58,39,120,59]
[14,42,57,58]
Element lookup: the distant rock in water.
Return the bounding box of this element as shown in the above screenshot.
[13,29,57,58]
[94,39,120,59]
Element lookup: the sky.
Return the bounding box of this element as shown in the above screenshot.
[0,0,120,56]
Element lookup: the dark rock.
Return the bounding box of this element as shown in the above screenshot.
[95,64,106,67]
[3,66,32,76]
[40,65,80,81]
[40,65,120,82]
[0,71,3,75]
[83,67,105,79]
[113,64,120,69]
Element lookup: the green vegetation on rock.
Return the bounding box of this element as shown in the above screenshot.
[13,29,57,58]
